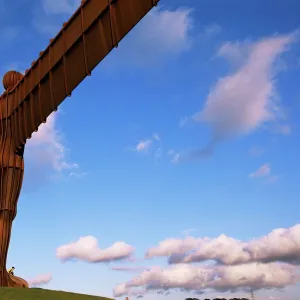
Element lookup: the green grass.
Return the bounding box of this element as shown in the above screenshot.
[0,288,114,300]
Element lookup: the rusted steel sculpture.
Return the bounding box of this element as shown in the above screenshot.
[0,0,159,287]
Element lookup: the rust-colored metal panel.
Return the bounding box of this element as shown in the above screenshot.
[9,274,29,288]
[0,0,159,287]
[39,76,54,124]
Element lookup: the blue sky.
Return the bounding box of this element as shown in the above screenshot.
[1,0,300,299]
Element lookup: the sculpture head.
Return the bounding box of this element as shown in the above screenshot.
[3,70,23,91]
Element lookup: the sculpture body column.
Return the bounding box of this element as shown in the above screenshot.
[0,71,28,287]
[0,131,25,286]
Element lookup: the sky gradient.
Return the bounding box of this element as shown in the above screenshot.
[1,0,300,300]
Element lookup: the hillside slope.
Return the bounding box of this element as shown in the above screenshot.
[0,288,114,300]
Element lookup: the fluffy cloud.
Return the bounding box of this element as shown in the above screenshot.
[56,236,134,263]
[135,133,160,152]
[113,262,299,297]
[135,7,192,54]
[27,113,77,173]
[132,133,161,160]
[114,283,146,298]
[111,7,192,67]
[146,224,300,265]
[145,236,199,259]
[249,164,271,178]
[249,164,280,183]
[136,140,153,152]
[28,273,52,287]
[23,113,80,191]
[188,33,296,160]
[113,225,300,297]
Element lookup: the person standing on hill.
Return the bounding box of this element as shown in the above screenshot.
[8,267,15,276]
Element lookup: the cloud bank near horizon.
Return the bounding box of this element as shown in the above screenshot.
[113,262,299,297]
[112,224,300,297]
[146,224,300,265]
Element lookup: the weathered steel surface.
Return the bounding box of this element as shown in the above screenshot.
[0,0,159,287]
[9,274,29,288]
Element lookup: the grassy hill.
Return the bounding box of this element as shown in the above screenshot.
[0,288,114,300]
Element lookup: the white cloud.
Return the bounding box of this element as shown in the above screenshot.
[216,40,253,68]
[136,140,152,152]
[190,33,295,159]
[28,273,52,287]
[146,224,300,266]
[113,262,299,297]
[133,133,162,159]
[249,164,281,184]
[144,7,192,51]
[23,113,84,192]
[145,236,199,259]
[249,164,271,178]
[113,7,192,67]
[114,283,146,298]
[203,34,293,133]
[114,283,129,297]
[56,236,134,263]
[26,113,78,173]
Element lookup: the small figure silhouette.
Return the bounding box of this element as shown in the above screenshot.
[8,266,15,276]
